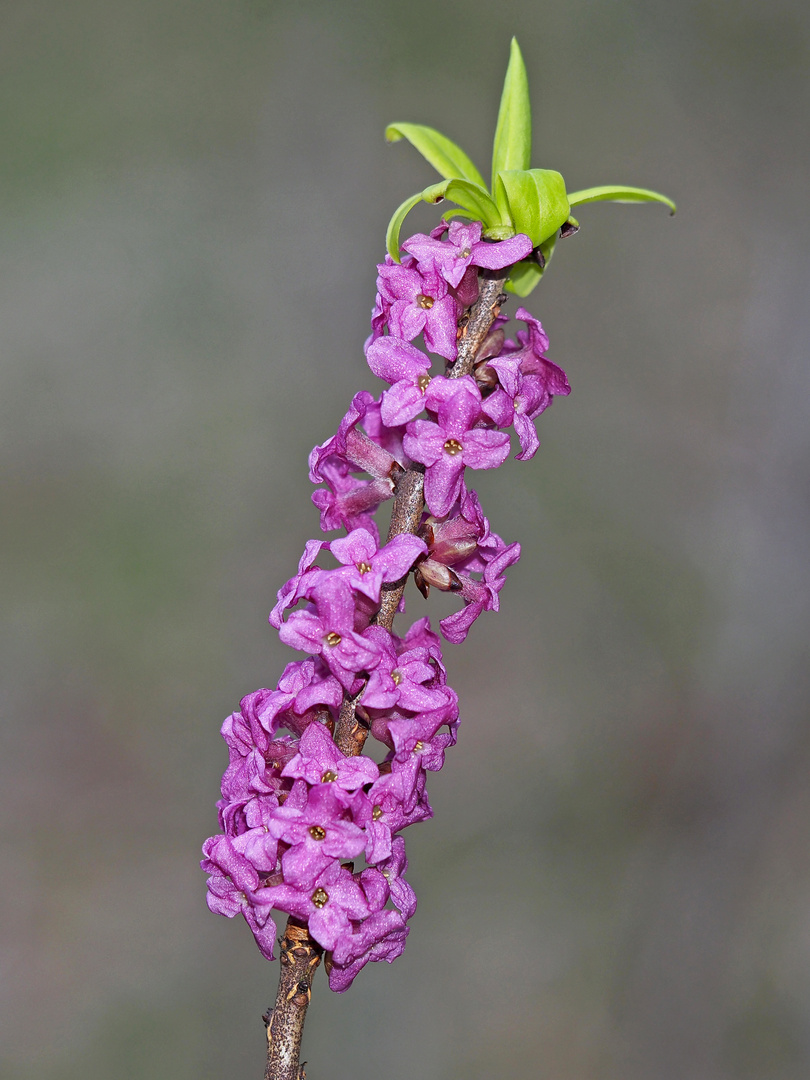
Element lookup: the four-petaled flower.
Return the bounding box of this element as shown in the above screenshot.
[330,528,427,603]
[365,336,434,427]
[402,220,533,288]
[283,720,379,791]
[278,573,383,689]
[403,376,511,516]
[267,779,369,888]
[261,860,372,953]
[376,257,459,360]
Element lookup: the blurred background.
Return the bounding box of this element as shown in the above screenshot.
[2,1,809,1077]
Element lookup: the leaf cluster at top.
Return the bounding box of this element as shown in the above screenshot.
[385,38,675,297]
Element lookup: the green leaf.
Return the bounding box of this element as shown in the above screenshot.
[385,179,501,261]
[442,207,476,223]
[496,168,570,246]
[505,259,543,297]
[443,179,501,225]
[385,123,487,187]
[385,182,448,261]
[491,38,532,192]
[505,234,558,297]
[567,184,676,214]
[492,173,515,231]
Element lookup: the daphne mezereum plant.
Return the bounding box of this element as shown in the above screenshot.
[201,38,674,1080]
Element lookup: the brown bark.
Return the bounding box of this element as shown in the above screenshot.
[449,271,508,379]
[263,922,322,1080]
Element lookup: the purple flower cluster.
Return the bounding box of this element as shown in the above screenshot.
[202,217,570,992]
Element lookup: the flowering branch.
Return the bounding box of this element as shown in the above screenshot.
[262,268,512,1078]
[201,37,673,1080]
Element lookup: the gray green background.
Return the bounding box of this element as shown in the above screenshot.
[2,1,809,1077]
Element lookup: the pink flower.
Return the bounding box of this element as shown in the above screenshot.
[403,377,510,517]
[282,720,379,791]
[361,624,451,713]
[330,527,426,603]
[262,860,371,953]
[365,336,434,427]
[326,909,409,992]
[376,259,459,359]
[402,220,533,288]
[201,835,279,960]
[269,779,368,888]
[483,306,570,460]
[278,573,384,690]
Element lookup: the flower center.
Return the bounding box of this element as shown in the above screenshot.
[460,247,471,259]
[417,373,431,393]
[321,770,338,783]
[324,631,341,647]
[311,887,329,908]
[356,561,372,574]
[443,438,463,456]
[414,740,424,751]
[391,670,402,686]
[308,825,326,841]
[416,293,434,310]
[372,805,383,821]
